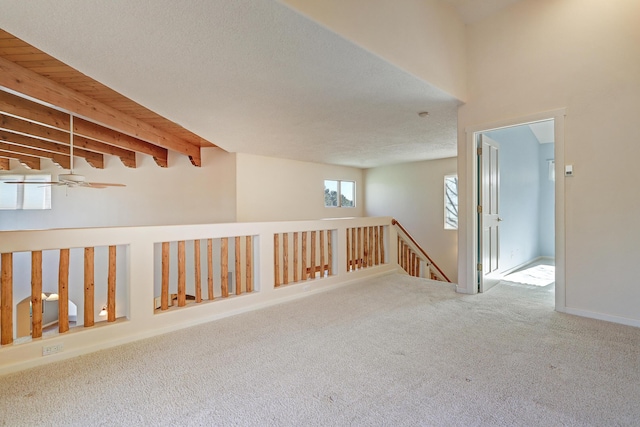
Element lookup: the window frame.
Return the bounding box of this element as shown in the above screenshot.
[0,174,52,210]
[444,174,458,230]
[324,179,356,208]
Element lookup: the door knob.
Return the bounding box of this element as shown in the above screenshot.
[497,217,503,222]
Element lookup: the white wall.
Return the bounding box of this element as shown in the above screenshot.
[235,153,364,222]
[279,0,467,101]
[538,143,555,257]
[458,0,640,324]
[0,147,236,231]
[365,157,457,282]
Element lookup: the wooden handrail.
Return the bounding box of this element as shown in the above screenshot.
[391,219,451,283]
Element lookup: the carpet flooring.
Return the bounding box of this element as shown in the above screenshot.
[1,273,639,426]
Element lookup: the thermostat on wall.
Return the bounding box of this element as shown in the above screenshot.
[565,165,573,176]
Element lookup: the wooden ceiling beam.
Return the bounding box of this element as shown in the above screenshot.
[0,57,201,166]
[0,141,70,169]
[73,135,136,168]
[0,112,68,143]
[0,150,40,170]
[75,118,165,167]
[0,158,9,170]
[0,89,70,129]
[0,130,104,169]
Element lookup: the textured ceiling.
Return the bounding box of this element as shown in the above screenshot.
[441,0,524,23]
[0,0,461,169]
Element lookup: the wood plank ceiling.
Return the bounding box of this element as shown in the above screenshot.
[0,29,217,171]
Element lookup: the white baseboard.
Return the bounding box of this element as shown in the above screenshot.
[563,307,640,328]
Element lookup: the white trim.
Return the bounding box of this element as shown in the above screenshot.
[460,109,566,313]
[563,307,640,328]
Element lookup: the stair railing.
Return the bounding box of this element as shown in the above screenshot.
[391,219,451,283]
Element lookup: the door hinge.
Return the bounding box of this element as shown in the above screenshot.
[477,147,482,156]
[477,205,482,214]
[477,263,483,271]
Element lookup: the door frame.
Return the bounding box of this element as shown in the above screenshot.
[459,109,566,312]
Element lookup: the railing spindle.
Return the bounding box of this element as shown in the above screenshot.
[161,242,170,310]
[357,227,362,269]
[379,226,385,264]
[31,250,43,338]
[58,248,69,333]
[274,234,280,288]
[246,236,253,293]
[283,233,289,285]
[221,237,229,297]
[194,240,202,303]
[351,228,356,270]
[327,230,333,276]
[293,232,299,282]
[207,239,214,300]
[1,253,12,345]
[346,229,351,271]
[108,245,116,321]
[369,227,374,267]
[235,236,242,295]
[374,226,379,265]
[310,231,316,279]
[177,241,186,307]
[320,230,325,277]
[84,247,95,327]
[301,232,307,279]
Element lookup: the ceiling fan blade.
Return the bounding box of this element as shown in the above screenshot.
[3,181,59,185]
[86,182,126,188]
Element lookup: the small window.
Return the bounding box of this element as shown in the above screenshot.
[444,174,458,230]
[324,180,355,208]
[0,174,52,210]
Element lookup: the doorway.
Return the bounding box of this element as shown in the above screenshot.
[461,109,566,312]
[477,121,556,294]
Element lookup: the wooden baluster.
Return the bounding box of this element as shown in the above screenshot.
[346,229,351,271]
[1,253,12,345]
[31,251,43,338]
[274,234,280,288]
[363,227,368,268]
[411,252,417,276]
[369,227,374,267]
[235,236,242,295]
[293,232,299,282]
[320,230,325,277]
[58,249,69,333]
[207,239,214,300]
[379,226,385,264]
[194,240,202,303]
[302,232,308,279]
[246,236,253,293]
[221,238,229,297]
[310,231,317,279]
[327,230,333,276]
[161,242,170,310]
[177,241,186,307]
[397,236,401,266]
[416,258,420,278]
[374,226,380,265]
[84,247,95,327]
[357,227,362,269]
[108,245,116,322]
[283,233,289,285]
[350,228,356,270]
[405,245,410,273]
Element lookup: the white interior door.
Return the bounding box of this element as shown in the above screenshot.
[478,134,501,292]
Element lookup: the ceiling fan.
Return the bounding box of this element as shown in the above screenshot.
[8,115,125,189]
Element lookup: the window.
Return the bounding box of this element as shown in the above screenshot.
[444,174,458,230]
[324,180,355,208]
[0,174,52,210]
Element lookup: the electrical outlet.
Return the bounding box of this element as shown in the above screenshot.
[42,343,63,356]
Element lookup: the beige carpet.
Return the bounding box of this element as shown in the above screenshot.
[1,274,639,426]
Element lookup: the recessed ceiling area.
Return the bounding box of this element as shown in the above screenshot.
[0,0,461,169]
